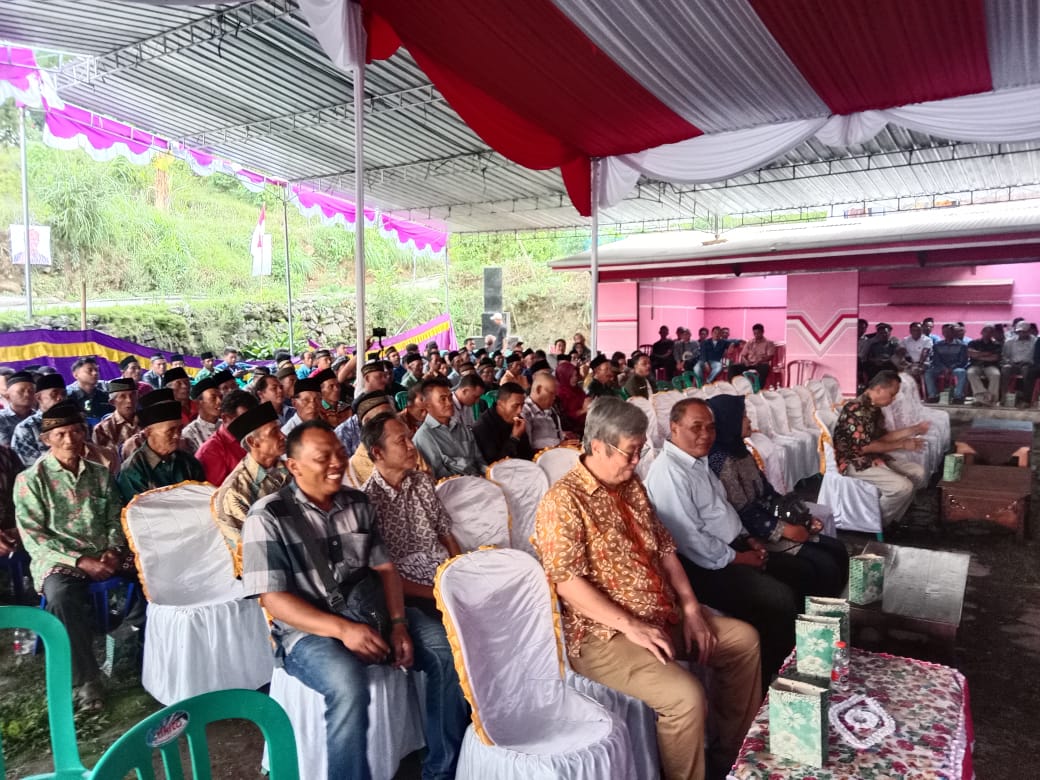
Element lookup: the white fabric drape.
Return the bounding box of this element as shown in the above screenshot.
[297,0,365,71]
[552,0,827,132]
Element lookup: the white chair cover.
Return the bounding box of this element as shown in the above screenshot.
[263,665,426,780]
[435,548,636,779]
[487,458,550,557]
[814,415,883,534]
[651,391,681,448]
[534,446,581,485]
[744,398,791,493]
[435,476,511,551]
[780,387,821,455]
[683,386,704,399]
[627,396,659,448]
[565,670,659,780]
[821,375,844,405]
[755,392,819,484]
[793,385,816,429]
[122,482,274,705]
[807,379,838,433]
[730,375,754,395]
[712,381,738,395]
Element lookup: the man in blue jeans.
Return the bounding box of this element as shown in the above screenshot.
[924,323,968,402]
[242,419,467,780]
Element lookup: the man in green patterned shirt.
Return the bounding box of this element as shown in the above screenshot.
[15,402,139,709]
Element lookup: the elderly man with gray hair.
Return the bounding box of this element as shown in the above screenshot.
[533,396,760,780]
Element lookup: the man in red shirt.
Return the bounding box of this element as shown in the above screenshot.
[195,390,257,486]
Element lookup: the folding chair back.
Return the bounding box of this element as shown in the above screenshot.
[88,689,298,780]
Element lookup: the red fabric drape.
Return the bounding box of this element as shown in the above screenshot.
[750,0,992,115]
[361,0,699,216]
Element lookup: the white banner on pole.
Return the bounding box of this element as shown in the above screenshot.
[252,233,273,276]
[10,224,51,266]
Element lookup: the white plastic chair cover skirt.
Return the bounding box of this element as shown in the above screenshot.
[121,481,274,704]
[263,665,425,780]
[565,670,660,780]
[435,548,636,778]
[815,418,883,534]
[487,458,550,557]
[435,476,511,551]
[534,446,581,485]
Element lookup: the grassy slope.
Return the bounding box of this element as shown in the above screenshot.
[0,130,591,351]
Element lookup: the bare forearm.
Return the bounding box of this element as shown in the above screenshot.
[555,575,638,632]
[660,551,700,613]
[259,591,350,638]
[439,533,462,558]
[374,562,407,620]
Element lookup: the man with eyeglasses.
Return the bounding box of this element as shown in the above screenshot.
[646,397,818,688]
[534,397,760,780]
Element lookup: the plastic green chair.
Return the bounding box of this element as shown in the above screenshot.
[685,370,704,389]
[0,605,88,779]
[671,375,688,390]
[655,380,672,392]
[87,689,298,780]
[394,390,408,411]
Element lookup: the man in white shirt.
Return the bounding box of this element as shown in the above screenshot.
[902,322,933,365]
[644,397,799,681]
[1001,320,1037,400]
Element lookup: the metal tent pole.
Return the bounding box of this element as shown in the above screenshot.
[282,187,295,354]
[443,235,451,318]
[19,106,33,320]
[353,58,366,357]
[590,158,599,356]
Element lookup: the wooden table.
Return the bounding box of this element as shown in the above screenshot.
[954,419,1032,466]
[939,464,1032,539]
[848,542,970,660]
[727,649,974,779]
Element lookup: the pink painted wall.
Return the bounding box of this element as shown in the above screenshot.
[786,271,859,394]
[701,276,788,342]
[636,281,705,345]
[635,277,787,345]
[596,281,639,357]
[858,262,1040,338]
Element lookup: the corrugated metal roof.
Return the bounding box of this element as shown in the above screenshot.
[5,0,1040,234]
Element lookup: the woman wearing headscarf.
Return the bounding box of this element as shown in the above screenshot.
[707,394,849,599]
[554,358,588,436]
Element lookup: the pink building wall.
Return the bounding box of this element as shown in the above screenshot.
[701,276,788,342]
[636,281,705,345]
[596,281,639,357]
[786,271,860,394]
[858,262,1040,339]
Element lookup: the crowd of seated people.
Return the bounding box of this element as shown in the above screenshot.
[3,326,948,780]
[858,316,1039,406]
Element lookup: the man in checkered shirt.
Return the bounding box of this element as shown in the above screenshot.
[242,419,467,780]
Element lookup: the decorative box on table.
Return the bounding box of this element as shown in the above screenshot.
[848,553,885,605]
[768,677,829,768]
[795,614,842,680]
[804,596,850,645]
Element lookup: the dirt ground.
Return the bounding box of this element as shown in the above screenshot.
[2,480,1036,778]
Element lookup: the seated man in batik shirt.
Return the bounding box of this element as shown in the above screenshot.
[362,412,461,614]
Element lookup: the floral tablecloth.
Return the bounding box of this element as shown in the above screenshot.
[728,649,974,780]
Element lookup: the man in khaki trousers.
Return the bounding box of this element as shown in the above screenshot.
[534,397,761,780]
